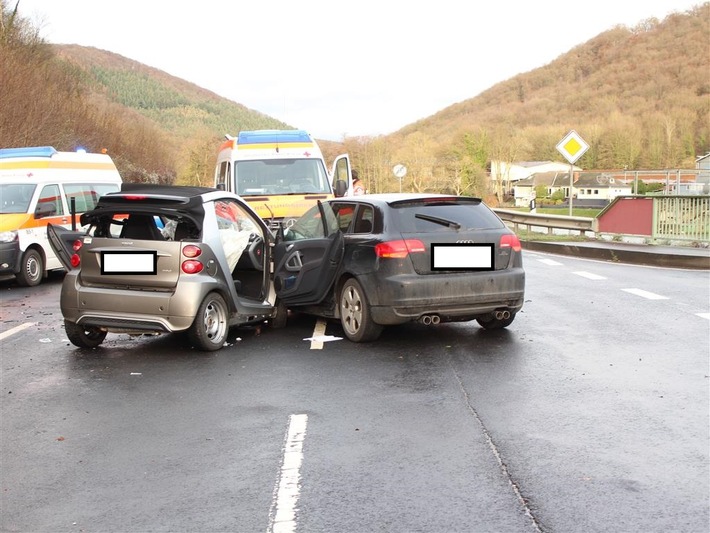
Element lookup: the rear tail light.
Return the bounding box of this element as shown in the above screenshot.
[70,239,83,268]
[181,260,203,274]
[500,234,522,252]
[375,239,426,259]
[182,245,202,258]
[181,244,203,274]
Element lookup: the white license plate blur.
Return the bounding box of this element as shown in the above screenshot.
[431,244,494,270]
[101,251,157,274]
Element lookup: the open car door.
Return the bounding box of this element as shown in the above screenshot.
[272,201,344,306]
[47,223,86,271]
[331,154,352,197]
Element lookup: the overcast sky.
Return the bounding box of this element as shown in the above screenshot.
[15,0,702,141]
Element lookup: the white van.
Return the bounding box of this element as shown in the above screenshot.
[0,146,122,286]
[214,130,354,229]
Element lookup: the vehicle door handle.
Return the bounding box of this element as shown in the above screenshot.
[285,251,303,271]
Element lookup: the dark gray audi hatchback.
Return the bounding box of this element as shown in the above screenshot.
[273,193,526,342]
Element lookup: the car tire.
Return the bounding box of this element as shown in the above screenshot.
[339,278,383,342]
[16,248,43,287]
[476,312,516,330]
[269,299,288,329]
[65,320,107,349]
[188,292,229,351]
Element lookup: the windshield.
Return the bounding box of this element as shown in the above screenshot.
[0,184,36,214]
[234,158,331,196]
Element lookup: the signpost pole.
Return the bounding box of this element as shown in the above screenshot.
[556,130,589,218]
[569,163,574,216]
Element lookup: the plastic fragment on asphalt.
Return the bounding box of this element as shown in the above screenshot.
[39,338,52,343]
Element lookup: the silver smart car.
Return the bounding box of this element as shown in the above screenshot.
[48,184,286,351]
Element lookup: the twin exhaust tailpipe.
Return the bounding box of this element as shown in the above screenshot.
[419,309,510,325]
[419,314,441,325]
[419,309,510,326]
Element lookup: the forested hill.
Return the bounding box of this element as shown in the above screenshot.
[393,2,709,170]
[1,2,708,187]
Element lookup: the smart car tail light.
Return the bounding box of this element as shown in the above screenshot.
[182,244,202,258]
[181,260,203,274]
[181,244,203,274]
[70,239,83,268]
[375,239,426,259]
[500,234,522,252]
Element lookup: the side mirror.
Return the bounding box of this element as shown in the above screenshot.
[34,202,56,219]
[334,180,347,197]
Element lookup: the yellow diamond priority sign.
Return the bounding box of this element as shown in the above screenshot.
[556,130,589,164]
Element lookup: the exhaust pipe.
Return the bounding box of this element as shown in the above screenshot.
[494,310,511,320]
[419,315,441,325]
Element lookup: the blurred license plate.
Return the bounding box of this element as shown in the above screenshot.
[431,243,494,271]
[101,251,157,274]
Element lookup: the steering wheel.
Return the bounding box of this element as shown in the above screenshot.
[246,234,265,271]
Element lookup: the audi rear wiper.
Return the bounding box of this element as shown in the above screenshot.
[415,213,461,229]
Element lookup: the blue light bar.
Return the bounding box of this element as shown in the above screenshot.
[237,130,311,145]
[0,146,58,159]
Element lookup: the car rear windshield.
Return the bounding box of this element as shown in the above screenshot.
[389,198,504,232]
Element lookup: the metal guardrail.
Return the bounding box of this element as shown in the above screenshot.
[493,209,596,236]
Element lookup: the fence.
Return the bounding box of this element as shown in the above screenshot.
[494,195,710,244]
[653,196,710,242]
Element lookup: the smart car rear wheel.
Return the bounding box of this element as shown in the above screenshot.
[339,278,383,342]
[16,249,43,287]
[188,292,229,351]
[65,320,107,349]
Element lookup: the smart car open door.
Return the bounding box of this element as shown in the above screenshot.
[272,201,344,306]
[47,223,85,271]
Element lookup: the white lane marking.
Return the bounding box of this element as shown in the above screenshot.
[268,414,308,533]
[538,258,563,266]
[697,313,710,320]
[308,320,328,350]
[621,288,670,300]
[0,322,36,341]
[573,271,607,280]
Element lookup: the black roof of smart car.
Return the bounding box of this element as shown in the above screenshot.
[79,183,223,225]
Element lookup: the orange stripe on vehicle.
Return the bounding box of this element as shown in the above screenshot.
[0,214,31,232]
[0,161,116,170]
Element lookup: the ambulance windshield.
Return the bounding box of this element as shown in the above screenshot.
[234,158,331,196]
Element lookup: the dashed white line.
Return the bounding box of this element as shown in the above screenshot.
[573,271,607,280]
[0,322,36,341]
[537,258,563,266]
[621,288,670,300]
[268,414,308,533]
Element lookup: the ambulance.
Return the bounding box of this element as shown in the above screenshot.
[214,130,354,229]
[0,146,122,286]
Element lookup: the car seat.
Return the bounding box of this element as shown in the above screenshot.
[120,214,164,240]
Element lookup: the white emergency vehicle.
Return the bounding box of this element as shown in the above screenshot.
[214,129,354,229]
[0,146,122,286]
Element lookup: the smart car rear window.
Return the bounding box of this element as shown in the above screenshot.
[390,200,504,232]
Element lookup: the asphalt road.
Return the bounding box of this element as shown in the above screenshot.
[1,252,709,533]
